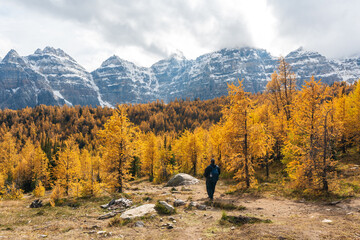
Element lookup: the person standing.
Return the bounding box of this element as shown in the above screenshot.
[204,158,220,200]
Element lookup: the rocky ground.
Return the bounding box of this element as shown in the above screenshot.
[0,177,360,240]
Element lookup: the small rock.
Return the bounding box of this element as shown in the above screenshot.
[174,199,186,207]
[101,198,132,210]
[158,201,175,213]
[172,220,176,223]
[150,214,157,218]
[167,224,174,229]
[322,219,333,223]
[168,216,175,221]
[160,218,163,222]
[97,231,107,235]
[39,235,47,238]
[189,201,198,207]
[97,212,117,220]
[90,225,100,230]
[197,205,207,210]
[30,199,43,208]
[135,221,145,227]
[347,212,353,215]
[231,226,235,230]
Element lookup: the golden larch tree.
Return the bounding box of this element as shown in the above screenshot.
[98,106,139,193]
[54,137,81,195]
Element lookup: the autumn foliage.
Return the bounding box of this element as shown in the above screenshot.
[0,58,360,199]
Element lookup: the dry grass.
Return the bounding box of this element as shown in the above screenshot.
[0,166,360,239]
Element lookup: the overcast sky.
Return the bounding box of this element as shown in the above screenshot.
[1,0,360,71]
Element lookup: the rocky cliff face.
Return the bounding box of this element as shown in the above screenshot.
[0,49,63,109]
[26,47,104,107]
[1,46,360,109]
[91,55,156,104]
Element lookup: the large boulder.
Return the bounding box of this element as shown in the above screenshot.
[120,204,156,219]
[165,173,199,187]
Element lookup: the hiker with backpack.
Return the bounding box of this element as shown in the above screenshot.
[204,158,220,200]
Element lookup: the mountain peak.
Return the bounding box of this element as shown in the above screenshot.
[168,50,186,61]
[34,46,74,60]
[2,49,27,66]
[101,55,130,68]
[286,47,321,58]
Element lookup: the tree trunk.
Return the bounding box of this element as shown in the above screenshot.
[322,112,329,192]
[244,110,250,188]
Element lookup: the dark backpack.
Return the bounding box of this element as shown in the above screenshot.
[209,166,219,181]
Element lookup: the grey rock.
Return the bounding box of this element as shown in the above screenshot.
[101,198,132,210]
[197,205,207,210]
[120,204,156,219]
[173,199,186,207]
[165,173,199,187]
[158,201,175,213]
[30,199,43,208]
[134,221,145,227]
[97,212,117,220]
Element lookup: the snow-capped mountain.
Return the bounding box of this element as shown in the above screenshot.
[91,55,157,104]
[0,49,63,109]
[26,47,106,107]
[1,46,360,109]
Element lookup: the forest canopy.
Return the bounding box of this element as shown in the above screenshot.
[0,58,359,200]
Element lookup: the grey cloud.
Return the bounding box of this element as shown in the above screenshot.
[9,0,252,59]
[268,0,360,58]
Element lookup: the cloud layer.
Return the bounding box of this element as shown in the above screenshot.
[0,0,359,70]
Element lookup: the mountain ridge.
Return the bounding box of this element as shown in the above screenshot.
[0,46,359,109]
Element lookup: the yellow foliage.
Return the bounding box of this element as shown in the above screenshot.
[140,131,160,182]
[98,106,139,193]
[80,180,102,197]
[33,181,45,197]
[53,137,81,195]
[50,183,64,207]
[0,183,23,200]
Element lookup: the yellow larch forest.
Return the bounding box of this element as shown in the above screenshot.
[0,58,360,200]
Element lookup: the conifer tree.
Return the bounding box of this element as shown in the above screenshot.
[54,137,81,195]
[140,131,159,182]
[98,106,139,193]
[222,80,253,188]
[0,132,19,185]
[283,77,333,190]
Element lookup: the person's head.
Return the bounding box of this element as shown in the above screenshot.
[211,158,215,165]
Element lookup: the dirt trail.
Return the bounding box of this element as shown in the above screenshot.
[128,179,360,240]
[0,179,359,240]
